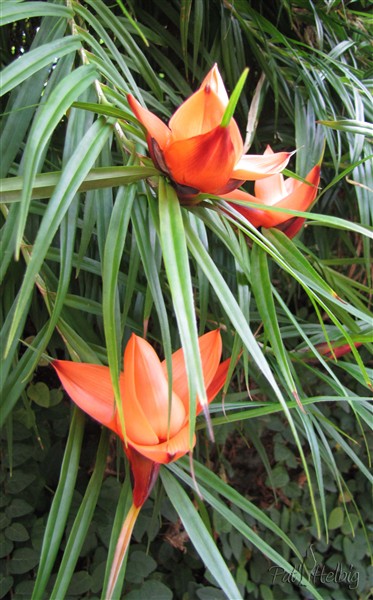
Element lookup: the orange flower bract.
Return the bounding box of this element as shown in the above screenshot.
[127,65,293,197]
[221,146,321,237]
[53,330,229,467]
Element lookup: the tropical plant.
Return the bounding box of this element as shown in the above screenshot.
[1,1,372,599]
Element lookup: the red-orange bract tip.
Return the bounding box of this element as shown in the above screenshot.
[127,66,293,198]
[221,152,321,237]
[315,341,363,360]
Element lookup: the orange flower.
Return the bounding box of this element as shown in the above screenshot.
[54,331,229,596]
[128,65,292,197]
[53,330,229,503]
[221,146,321,238]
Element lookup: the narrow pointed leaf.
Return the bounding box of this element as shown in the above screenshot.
[0,2,73,26]
[1,37,82,97]
[5,118,112,357]
[221,67,249,127]
[251,243,300,404]
[0,166,158,203]
[158,179,208,444]
[16,65,98,254]
[167,463,324,600]
[101,475,133,599]
[31,408,85,600]
[50,429,110,598]
[184,215,321,536]
[184,215,285,404]
[131,195,173,384]
[103,183,136,440]
[161,468,243,600]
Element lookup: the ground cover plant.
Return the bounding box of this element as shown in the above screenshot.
[0,1,372,598]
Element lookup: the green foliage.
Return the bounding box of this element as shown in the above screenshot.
[1,1,372,599]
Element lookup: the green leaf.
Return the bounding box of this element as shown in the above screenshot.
[15,65,98,254]
[1,36,82,97]
[251,243,299,401]
[161,468,243,600]
[5,499,33,519]
[0,2,73,26]
[259,584,274,600]
[101,476,133,599]
[0,534,13,559]
[174,457,303,563]
[192,0,203,77]
[267,465,290,488]
[196,588,226,600]
[102,184,136,439]
[166,463,323,600]
[72,100,137,122]
[125,551,157,584]
[82,0,161,97]
[9,547,40,575]
[185,213,323,538]
[67,571,93,596]
[221,68,249,128]
[31,408,85,600]
[0,323,50,427]
[115,0,149,47]
[50,429,109,599]
[180,0,192,71]
[184,215,286,404]
[126,580,173,600]
[131,194,173,380]
[158,179,208,441]
[6,472,35,495]
[27,382,50,408]
[328,506,346,530]
[0,18,73,179]
[5,117,112,358]
[0,514,11,530]
[0,166,159,203]
[4,522,29,543]
[0,575,13,599]
[318,119,373,137]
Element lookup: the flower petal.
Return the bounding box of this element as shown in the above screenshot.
[264,165,320,225]
[254,172,288,205]
[168,64,230,140]
[127,94,170,151]
[253,144,291,203]
[196,329,224,390]
[221,188,266,228]
[52,360,118,432]
[206,357,231,404]
[232,149,293,181]
[169,86,226,139]
[276,216,306,239]
[162,330,223,410]
[122,334,186,444]
[200,63,229,105]
[223,165,320,229]
[129,424,194,464]
[164,125,237,193]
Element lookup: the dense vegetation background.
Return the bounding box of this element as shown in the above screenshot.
[1,1,372,599]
